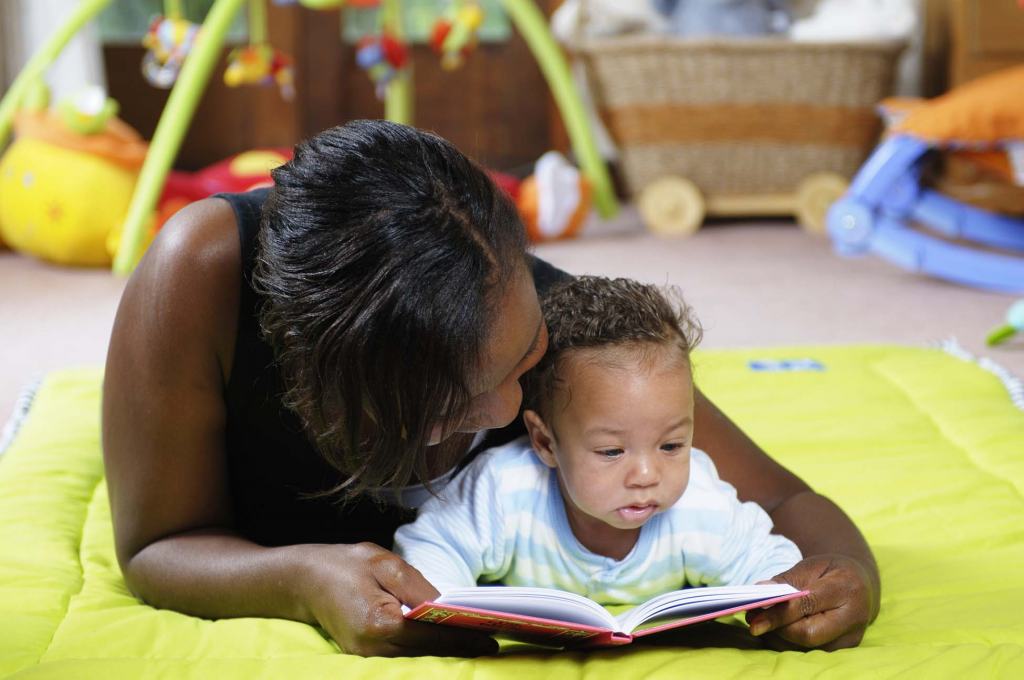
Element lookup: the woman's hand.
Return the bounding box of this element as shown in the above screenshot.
[692,392,881,650]
[298,542,499,657]
[746,554,879,651]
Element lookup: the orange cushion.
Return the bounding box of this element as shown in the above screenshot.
[13,111,148,170]
[889,65,1024,145]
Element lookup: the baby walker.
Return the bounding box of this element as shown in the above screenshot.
[826,134,1024,293]
[825,64,1024,294]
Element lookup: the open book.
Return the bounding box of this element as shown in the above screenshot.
[405,583,806,647]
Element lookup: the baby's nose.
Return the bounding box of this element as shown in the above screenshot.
[626,455,659,487]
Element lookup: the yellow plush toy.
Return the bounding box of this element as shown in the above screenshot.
[0,86,148,267]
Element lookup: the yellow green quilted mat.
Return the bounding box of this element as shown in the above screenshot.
[2,345,1024,678]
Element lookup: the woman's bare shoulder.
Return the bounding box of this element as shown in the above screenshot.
[144,196,240,288]
[116,197,242,381]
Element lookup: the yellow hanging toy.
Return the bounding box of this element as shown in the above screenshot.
[224,0,296,100]
[430,0,484,71]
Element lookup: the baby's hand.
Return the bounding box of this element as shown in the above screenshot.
[745,554,878,650]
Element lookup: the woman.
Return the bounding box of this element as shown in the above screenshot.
[102,120,878,657]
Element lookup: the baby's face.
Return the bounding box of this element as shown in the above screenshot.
[544,344,694,536]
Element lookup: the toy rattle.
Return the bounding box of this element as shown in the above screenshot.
[430,1,484,70]
[987,300,1024,346]
[356,30,409,99]
[224,0,295,100]
[141,1,201,89]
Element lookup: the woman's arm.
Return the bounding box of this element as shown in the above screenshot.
[692,389,880,650]
[102,199,495,657]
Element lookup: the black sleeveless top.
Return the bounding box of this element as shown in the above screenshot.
[219,189,571,548]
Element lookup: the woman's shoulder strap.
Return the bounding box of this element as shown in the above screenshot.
[213,188,271,272]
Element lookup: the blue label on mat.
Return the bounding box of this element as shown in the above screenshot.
[748,359,825,372]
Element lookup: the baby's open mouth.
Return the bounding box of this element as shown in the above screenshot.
[616,504,657,521]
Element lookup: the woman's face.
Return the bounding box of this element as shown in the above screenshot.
[428,268,548,444]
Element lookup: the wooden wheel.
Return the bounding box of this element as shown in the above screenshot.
[637,176,705,237]
[795,172,849,235]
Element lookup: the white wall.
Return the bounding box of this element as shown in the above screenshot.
[1,0,106,102]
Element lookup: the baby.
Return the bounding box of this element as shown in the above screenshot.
[394,276,800,605]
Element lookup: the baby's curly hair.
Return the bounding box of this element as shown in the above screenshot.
[525,276,702,421]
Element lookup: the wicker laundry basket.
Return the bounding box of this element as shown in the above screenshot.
[572,36,906,234]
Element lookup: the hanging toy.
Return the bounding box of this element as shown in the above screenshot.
[224,45,296,100]
[429,1,484,71]
[224,0,296,100]
[356,31,408,100]
[270,1,381,10]
[140,6,201,89]
[293,0,380,7]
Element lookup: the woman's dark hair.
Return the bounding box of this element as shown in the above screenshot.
[525,276,703,423]
[253,120,527,498]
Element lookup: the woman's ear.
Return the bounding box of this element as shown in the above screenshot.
[523,409,558,468]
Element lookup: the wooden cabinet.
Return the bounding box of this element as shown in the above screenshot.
[950,0,1024,86]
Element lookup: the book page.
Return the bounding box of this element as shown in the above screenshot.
[435,586,617,630]
[616,584,800,633]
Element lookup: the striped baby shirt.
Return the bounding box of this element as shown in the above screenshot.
[394,436,801,605]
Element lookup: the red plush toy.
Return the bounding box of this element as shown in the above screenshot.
[156,148,292,229]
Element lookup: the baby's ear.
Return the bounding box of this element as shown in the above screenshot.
[523,410,558,468]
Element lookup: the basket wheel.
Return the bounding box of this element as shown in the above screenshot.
[795,172,849,235]
[637,176,706,237]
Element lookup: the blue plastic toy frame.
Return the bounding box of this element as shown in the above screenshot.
[827,134,1024,293]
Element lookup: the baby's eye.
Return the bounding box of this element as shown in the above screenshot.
[661,442,687,454]
[597,448,624,459]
